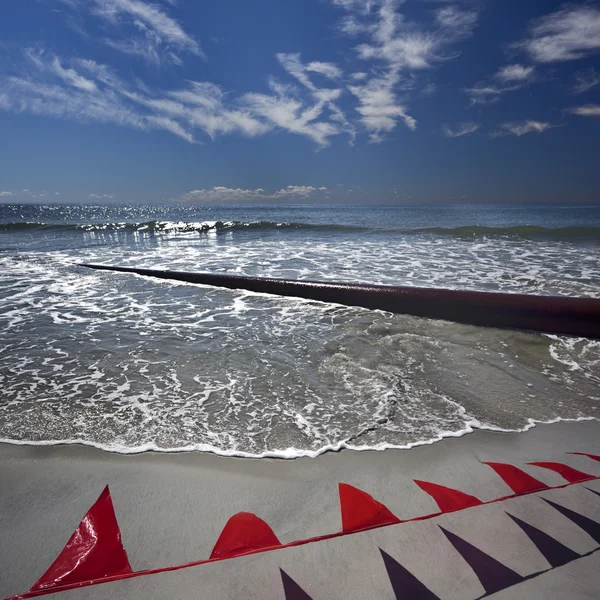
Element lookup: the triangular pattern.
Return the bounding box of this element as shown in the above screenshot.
[379,549,440,599]
[542,499,600,544]
[482,462,549,495]
[439,526,523,595]
[568,452,600,463]
[585,487,600,498]
[414,480,482,513]
[210,512,281,559]
[527,462,594,483]
[30,486,132,592]
[339,483,400,533]
[280,569,314,600]
[506,513,579,567]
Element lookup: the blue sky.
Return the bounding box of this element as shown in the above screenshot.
[0,0,599,204]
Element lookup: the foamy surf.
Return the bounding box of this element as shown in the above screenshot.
[1,204,599,459]
[0,416,597,459]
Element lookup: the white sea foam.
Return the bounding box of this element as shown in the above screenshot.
[0,417,596,459]
[1,215,599,458]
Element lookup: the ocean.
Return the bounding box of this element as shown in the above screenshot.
[1,203,599,458]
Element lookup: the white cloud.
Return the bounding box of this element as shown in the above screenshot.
[495,64,534,82]
[250,56,354,145]
[18,189,49,198]
[176,185,328,203]
[89,193,115,199]
[61,0,202,65]
[275,54,346,115]
[443,122,479,137]
[521,6,600,63]
[466,62,534,105]
[2,49,359,148]
[338,15,367,35]
[498,120,555,136]
[333,0,479,141]
[465,82,524,105]
[421,82,437,95]
[241,87,340,147]
[0,51,274,144]
[354,2,479,70]
[50,57,98,92]
[332,0,376,13]
[348,74,416,142]
[572,69,600,95]
[568,104,600,117]
[0,191,13,197]
[276,53,316,90]
[178,187,266,203]
[435,5,479,35]
[272,185,324,198]
[305,61,343,80]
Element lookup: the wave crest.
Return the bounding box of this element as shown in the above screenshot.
[1,220,599,240]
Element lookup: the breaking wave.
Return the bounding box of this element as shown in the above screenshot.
[2,220,600,240]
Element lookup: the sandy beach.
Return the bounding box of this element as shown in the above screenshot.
[2,420,599,599]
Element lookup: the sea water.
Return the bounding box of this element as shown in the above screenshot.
[1,203,599,457]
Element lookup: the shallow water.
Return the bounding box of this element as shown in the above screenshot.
[1,203,599,457]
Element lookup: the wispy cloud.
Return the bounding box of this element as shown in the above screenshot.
[61,0,202,65]
[495,64,534,82]
[443,121,479,137]
[305,61,343,80]
[241,81,342,148]
[495,120,556,137]
[18,189,52,198]
[519,5,600,63]
[89,193,115,199]
[274,53,354,143]
[0,51,277,144]
[272,185,328,198]
[571,69,600,95]
[465,83,523,105]
[567,104,600,117]
[348,74,416,142]
[333,0,480,141]
[465,63,533,105]
[0,191,13,197]
[176,185,328,203]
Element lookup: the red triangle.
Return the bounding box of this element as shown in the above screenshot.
[30,486,132,592]
[338,483,400,533]
[568,452,600,463]
[482,462,550,495]
[414,480,482,513]
[210,512,281,560]
[527,462,595,483]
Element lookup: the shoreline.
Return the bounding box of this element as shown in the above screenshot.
[0,415,597,460]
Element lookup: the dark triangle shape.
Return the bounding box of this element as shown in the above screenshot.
[506,513,579,567]
[280,569,314,600]
[543,498,600,544]
[379,549,440,600]
[439,526,523,595]
[584,487,600,498]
